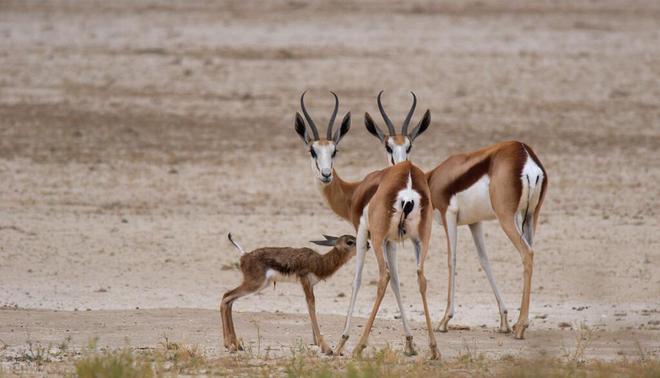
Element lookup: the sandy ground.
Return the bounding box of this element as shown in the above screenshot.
[1,308,658,361]
[1,0,659,361]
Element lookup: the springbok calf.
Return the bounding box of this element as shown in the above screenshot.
[220,233,357,355]
[294,92,439,359]
[365,92,548,339]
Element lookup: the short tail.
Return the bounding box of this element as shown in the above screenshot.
[227,233,245,255]
[520,146,545,245]
[398,200,415,238]
[395,173,422,240]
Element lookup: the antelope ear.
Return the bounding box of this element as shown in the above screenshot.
[322,234,339,242]
[295,113,310,145]
[333,112,351,145]
[364,112,384,142]
[310,239,335,246]
[410,109,430,141]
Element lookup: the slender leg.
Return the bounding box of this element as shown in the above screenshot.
[353,237,389,358]
[498,214,534,339]
[300,277,332,355]
[415,239,440,359]
[469,222,510,333]
[226,301,236,339]
[335,220,370,355]
[220,281,261,351]
[437,211,458,332]
[220,294,232,349]
[385,241,416,356]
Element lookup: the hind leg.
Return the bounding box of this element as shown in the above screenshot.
[490,165,537,340]
[497,213,534,339]
[522,214,534,247]
[415,238,440,360]
[300,277,332,355]
[385,241,415,356]
[221,281,262,351]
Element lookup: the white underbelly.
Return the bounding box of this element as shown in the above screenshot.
[265,269,321,286]
[451,175,496,226]
[266,269,299,284]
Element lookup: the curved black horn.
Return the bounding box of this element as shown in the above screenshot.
[377,90,396,136]
[401,91,417,136]
[300,91,320,140]
[327,91,339,140]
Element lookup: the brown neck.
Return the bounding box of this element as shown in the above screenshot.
[314,247,352,279]
[319,169,359,222]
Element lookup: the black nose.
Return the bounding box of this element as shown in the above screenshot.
[322,172,331,178]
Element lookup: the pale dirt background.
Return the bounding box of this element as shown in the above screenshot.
[0,0,659,360]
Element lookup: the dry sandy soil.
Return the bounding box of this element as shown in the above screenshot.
[1,0,659,365]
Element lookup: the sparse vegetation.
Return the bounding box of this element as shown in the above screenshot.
[2,336,659,377]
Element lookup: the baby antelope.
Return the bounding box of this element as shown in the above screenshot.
[220,233,358,355]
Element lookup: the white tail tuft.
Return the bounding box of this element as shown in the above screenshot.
[228,233,245,255]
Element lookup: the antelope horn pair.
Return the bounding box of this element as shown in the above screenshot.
[300,91,339,141]
[377,90,417,137]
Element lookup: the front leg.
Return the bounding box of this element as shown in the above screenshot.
[300,277,332,355]
[437,211,458,332]
[353,236,389,358]
[470,222,510,333]
[335,221,369,356]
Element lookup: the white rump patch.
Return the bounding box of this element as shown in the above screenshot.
[518,154,545,215]
[390,173,422,240]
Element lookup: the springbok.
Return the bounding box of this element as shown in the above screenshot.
[365,92,548,339]
[220,233,357,355]
[294,91,439,358]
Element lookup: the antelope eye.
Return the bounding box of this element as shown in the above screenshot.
[310,148,317,158]
[406,146,411,153]
[385,145,393,153]
[332,149,337,158]
[347,239,354,246]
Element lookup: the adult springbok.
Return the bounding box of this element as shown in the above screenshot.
[365,92,547,339]
[294,91,439,358]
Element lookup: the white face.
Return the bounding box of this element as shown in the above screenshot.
[309,140,337,184]
[386,136,411,165]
